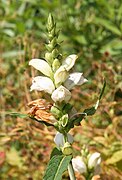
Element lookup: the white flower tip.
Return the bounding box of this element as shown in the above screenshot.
[88,152,101,169]
[51,85,71,102]
[69,54,78,59]
[84,78,88,83]
[72,156,87,174]
[29,59,36,65]
[54,132,73,148]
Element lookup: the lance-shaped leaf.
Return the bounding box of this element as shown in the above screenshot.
[6,112,29,118]
[84,80,106,116]
[66,80,106,132]
[43,155,72,180]
[50,147,62,159]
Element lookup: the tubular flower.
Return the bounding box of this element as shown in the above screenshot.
[51,85,71,102]
[72,156,87,174]
[54,66,69,87]
[64,72,88,90]
[62,54,78,71]
[30,76,55,94]
[54,132,74,147]
[29,54,87,103]
[29,59,53,77]
[88,152,101,170]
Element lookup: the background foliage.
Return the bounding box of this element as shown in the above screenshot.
[0,0,122,179]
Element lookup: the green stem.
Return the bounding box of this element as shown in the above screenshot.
[68,162,76,180]
[63,134,76,180]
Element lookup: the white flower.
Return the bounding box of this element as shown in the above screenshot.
[88,152,101,170]
[64,72,88,90]
[29,59,53,77]
[54,66,69,87]
[72,156,87,174]
[54,132,73,147]
[62,54,78,71]
[30,76,55,94]
[51,85,71,102]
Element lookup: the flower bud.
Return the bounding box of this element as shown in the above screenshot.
[54,67,69,87]
[88,152,101,170]
[50,106,62,119]
[46,43,54,52]
[72,156,87,174]
[54,132,73,147]
[50,27,56,37]
[52,59,61,72]
[62,142,73,155]
[52,49,59,58]
[51,86,71,102]
[50,37,57,47]
[47,13,54,31]
[60,114,69,127]
[45,52,53,64]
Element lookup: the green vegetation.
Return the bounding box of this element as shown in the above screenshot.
[0,0,122,179]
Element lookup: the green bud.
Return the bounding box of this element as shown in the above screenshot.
[60,114,69,127]
[54,122,59,131]
[45,44,54,52]
[47,14,54,31]
[62,142,73,155]
[50,27,56,37]
[50,37,57,48]
[52,49,59,58]
[48,33,53,41]
[51,106,62,119]
[45,52,53,63]
[52,59,61,72]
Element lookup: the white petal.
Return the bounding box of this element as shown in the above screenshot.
[62,54,78,71]
[88,152,101,169]
[54,132,73,147]
[72,156,87,174]
[64,72,88,90]
[51,85,71,102]
[29,59,53,77]
[54,66,69,87]
[30,76,55,94]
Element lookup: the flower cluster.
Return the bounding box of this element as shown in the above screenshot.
[72,152,101,177]
[29,55,87,103]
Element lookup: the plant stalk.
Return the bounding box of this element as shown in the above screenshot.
[68,161,76,180]
[63,134,76,180]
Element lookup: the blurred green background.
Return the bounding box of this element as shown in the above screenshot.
[0,0,122,179]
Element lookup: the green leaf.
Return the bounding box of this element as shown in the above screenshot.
[94,18,121,36]
[6,112,29,118]
[106,150,122,165]
[84,80,106,116]
[43,155,72,180]
[99,80,106,100]
[50,147,62,159]
[66,80,106,131]
[84,106,96,116]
